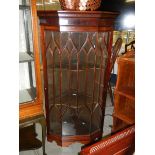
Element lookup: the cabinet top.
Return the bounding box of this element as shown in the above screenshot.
[37,10,119,18]
[37,11,119,32]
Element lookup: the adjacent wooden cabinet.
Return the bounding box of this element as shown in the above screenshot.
[38,10,118,146]
[80,125,135,155]
[19,0,46,154]
[19,0,43,120]
[113,52,135,132]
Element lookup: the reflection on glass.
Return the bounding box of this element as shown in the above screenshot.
[19,0,36,104]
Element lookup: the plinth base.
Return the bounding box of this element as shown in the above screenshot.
[47,130,102,147]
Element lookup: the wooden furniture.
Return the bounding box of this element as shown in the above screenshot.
[122,40,135,55]
[19,0,46,154]
[38,10,118,146]
[80,125,135,155]
[125,40,135,53]
[113,52,135,132]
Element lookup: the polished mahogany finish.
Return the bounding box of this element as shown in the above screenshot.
[80,125,135,155]
[37,10,119,31]
[113,51,135,132]
[38,10,118,146]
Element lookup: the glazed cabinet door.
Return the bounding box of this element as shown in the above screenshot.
[43,31,110,137]
[19,0,43,120]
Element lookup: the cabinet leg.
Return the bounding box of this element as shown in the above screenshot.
[39,117,46,155]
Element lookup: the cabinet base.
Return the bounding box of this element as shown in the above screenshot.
[47,130,102,147]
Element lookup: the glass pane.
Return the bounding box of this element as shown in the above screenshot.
[45,31,109,136]
[19,0,36,104]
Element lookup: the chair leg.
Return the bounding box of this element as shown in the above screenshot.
[108,82,114,106]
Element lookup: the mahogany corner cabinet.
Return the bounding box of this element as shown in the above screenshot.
[38,11,118,146]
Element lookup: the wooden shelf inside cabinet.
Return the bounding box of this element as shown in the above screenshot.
[112,117,129,134]
[19,5,30,10]
[113,112,134,125]
[113,93,135,124]
[47,63,102,71]
[113,52,135,129]
[114,87,135,101]
[19,53,34,63]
